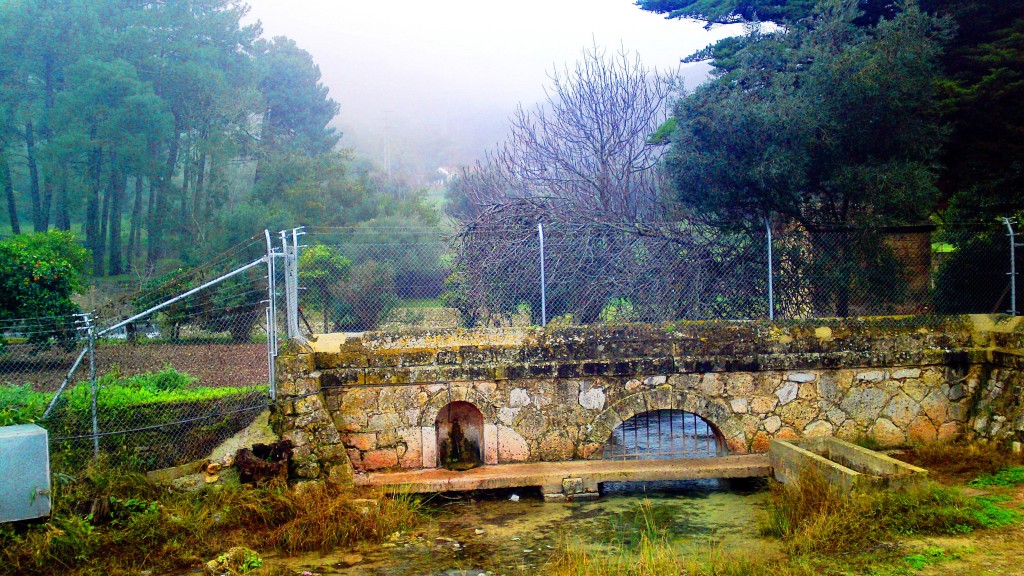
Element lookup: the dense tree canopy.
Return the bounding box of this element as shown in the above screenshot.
[665,0,950,230]
[0,0,431,285]
[640,0,1024,224]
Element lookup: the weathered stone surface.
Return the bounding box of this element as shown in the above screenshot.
[725,373,756,397]
[367,413,401,432]
[751,395,778,414]
[841,387,890,424]
[497,425,530,462]
[907,416,938,444]
[778,400,818,431]
[498,406,520,425]
[700,373,724,396]
[787,372,816,383]
[920,389,948,424]
[857,371,886,382]
[362,449,398,470]
[776,382,799,406]
[538,431,575,460]
[869,418,905,446]
[764,415,782,434]
[509,388,531,407]
[882,394,921,428]
[344,433,376,451]
[803,420,834,437]
[730,398,749,414]
[892,368,922,380]
[579,386,607,410]
[937,422,959,441]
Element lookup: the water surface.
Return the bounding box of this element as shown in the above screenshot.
[280,479,776,576]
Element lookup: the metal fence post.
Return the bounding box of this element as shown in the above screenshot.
[538,223,547,327]
[765,216,774,321]
[1004,217,1019,316]
[86,313,99,461]
[265,230,278,401]
[281,228,307,345]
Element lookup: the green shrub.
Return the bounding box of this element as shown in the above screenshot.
[0,383,50,425]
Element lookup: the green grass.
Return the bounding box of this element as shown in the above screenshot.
[970,466,1024,487]
[0,367,257,426]
[761,470,1018,555]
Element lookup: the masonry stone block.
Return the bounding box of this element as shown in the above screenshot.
[730,398,749,414]
[882,393,922,428]
[869,418,905,446]
[907,416,938,444]
[776,382,799,406]
[484,424,499,465]
[700,373,725,396]
[841,387,890,424]
[344,433,376,452]
[803,420,834,438]
[857,370,886,382]
[509,388,531,407]
[367,413,401,432]
[892,368,922,380]
[362,449,399,470]
[497,425,530,462]
[578,386,606,411]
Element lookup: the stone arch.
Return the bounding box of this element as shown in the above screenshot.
[603,410,725,460]
[420,384,499,427]
[581,388,744,458]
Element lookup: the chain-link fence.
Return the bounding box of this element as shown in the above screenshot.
[3,220,1018,471]
[1,232,292,471]
[294,219,1022,334]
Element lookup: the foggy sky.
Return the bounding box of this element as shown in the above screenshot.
[244,0,746,178]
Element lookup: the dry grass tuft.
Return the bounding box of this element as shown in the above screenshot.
[0,464,422,576]
[265,484,422,553]
[910,440,1023,480]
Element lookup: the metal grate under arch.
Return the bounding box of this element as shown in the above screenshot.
[602,410,725,460]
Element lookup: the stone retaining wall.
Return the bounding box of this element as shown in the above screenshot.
[271,315,1024,481]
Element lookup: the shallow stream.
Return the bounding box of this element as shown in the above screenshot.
[278,479,777,576]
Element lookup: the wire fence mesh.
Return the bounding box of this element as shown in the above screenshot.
[297,219,1021,334]
[2,219,1019,471]
[2,233,284,471]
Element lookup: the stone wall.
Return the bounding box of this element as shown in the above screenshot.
[271,315,1024,480]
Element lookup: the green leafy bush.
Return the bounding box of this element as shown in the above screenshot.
[0,231,89,323]
[0,384,50,425]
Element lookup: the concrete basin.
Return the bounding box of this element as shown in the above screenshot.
[769,437,927,495]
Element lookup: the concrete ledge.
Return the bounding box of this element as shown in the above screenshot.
[353,454,770,499]
[769,437,927,496]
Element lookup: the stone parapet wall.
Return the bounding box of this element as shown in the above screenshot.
[272,316,1024,480]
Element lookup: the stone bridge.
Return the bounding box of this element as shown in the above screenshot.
[272,315,1024,485]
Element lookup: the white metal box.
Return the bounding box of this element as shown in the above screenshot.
[0,424,52,522]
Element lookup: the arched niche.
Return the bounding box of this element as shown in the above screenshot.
[435,401,484,470]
